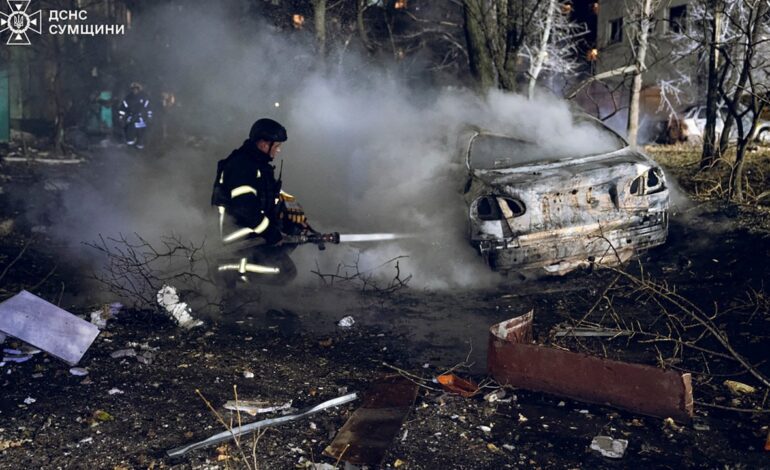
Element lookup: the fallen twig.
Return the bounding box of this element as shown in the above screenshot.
[694,400,770,414]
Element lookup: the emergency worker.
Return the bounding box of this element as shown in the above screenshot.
[118,82,153,149]
[211,118,308,284]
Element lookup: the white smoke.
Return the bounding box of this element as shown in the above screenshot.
[48,2,624,290]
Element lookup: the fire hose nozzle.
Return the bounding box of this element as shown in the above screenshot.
[308,232,339,250]
[323,232,340,244]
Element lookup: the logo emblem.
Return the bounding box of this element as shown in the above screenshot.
[0,0,42,45]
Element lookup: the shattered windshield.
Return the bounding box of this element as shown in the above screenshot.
[468,118,627,170]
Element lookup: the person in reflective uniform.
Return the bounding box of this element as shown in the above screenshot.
[211,118,308,285]
[118,82,153,149]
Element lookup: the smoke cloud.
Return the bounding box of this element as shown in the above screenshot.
[48,1,625,290]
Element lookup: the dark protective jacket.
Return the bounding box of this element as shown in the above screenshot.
[118,92,153,125]
[212,140,283,245]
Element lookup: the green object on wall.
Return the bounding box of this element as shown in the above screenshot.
[0,66,9,144]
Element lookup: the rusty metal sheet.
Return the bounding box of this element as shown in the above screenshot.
[488,310,693,422]
[323,375,418,466]
[0,290,99,365]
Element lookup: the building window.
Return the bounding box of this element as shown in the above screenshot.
[608,17,623,45]
[669,5,687,33]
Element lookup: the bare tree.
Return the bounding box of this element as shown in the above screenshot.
[625,0,658,148]
[671,0,770,182]
[701,0,725,167]
[523,0,586,98]
[526,0,556,97]
[719,0,770,201]
[462,0,585,94]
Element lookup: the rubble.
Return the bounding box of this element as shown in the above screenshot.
[0,439,28,451]
[724,380,756,396]
[90,303,123,329]
[337,316,355,328]
[2,156,85,165]
[0,219,14,237]
[93,410,114,422]
[552,326,628,337]
[590,435,628,459]
[324,376,417,467]
[436,373,479,397]
[110,348,137,359]
[156,285,203,329]
[487,310,694,421]
[69,367,89,376]
[223,399,293,416]
[483,389,506,403]
[0,291,100,365]
[167,392,359,458]
[2,351,32,363]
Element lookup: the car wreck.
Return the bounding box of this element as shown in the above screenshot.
[461,117,670,276]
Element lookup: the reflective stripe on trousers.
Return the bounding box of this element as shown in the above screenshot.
[218,257,279,274]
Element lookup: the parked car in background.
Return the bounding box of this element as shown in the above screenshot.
[680,105,770,144]
[460,116,670,277]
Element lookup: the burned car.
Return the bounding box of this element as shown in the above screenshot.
[461,117,669,276]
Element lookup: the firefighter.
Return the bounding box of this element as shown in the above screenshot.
[211,118,308,285]
[118,82,153,149]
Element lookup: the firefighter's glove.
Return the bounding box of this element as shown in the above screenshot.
[263,226,283,246]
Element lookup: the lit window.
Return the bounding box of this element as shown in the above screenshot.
[608,17,623,45]
[669,5,687,33]
[292,14,305,29]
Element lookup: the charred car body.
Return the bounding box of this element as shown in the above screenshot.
[461,117,669,276]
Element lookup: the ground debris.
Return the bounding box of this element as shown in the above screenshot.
[223,399,293,416]
[488,310,694,421]
[590,435,628,459]
[0,290,99,365]
[156,285,203,329]
[168,392,358,458]
[724,380,757,396]
[0,439,29,451]
[324,376,417,467]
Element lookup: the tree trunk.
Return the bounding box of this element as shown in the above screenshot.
[730,138,748,202]
[626,0,653,149]
[717,110,734,155]
[463,0,496,92]
[312,0,327,60]
[701,0,723,168]
[50,37,65,156]
[726,1,768,202]
[356,0,372,52]
[528,0,556,98]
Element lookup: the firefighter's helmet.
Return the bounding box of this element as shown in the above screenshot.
[249,118,287,143]
[129,82,143,91]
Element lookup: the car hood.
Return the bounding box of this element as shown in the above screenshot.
[472,148,654,188]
